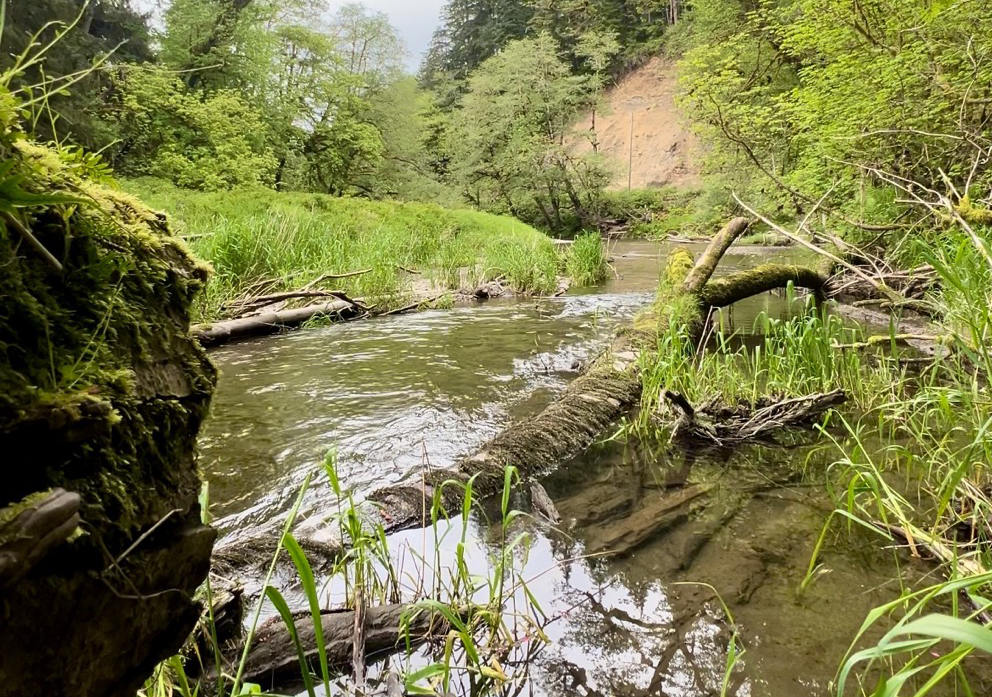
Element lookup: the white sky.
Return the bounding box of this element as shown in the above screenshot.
[327,0,446,71]
[140,0,446,73]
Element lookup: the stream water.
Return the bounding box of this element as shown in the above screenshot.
[199,241,984,696]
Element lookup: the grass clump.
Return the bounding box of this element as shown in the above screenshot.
[565,232,608,286]
[127,178,562,321]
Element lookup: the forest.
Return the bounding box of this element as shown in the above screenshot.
[2,0,992,695]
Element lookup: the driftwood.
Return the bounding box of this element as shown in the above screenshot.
[193,300,360,347]
[662,389,847,446]
[0,489,81,588]
[233,604,440,688]
[224,290,368,319]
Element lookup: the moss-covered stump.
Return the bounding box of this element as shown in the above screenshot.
[0,142,217,697]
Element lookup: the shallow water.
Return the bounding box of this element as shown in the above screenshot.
[199,240,977,696]
[201,241,809,530]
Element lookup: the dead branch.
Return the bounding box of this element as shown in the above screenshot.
[302,269,373,290]
[662,390,847,446]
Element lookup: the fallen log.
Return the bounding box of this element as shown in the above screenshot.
[231,604,440,688]
[662,390,847,446]
[224,290,368,318]
[193,300,360,348]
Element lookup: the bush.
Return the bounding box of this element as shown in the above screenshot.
[109,68,277,190]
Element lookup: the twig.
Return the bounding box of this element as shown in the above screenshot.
[303,269,372,290]
[2,212,63,273]
[379,294,445,317]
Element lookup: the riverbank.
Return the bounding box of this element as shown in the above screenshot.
[127,179,603,326]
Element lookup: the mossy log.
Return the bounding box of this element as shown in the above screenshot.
[0,141,216,697]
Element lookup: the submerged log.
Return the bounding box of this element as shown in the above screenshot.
[235,604,440,687]
[194,300,360,347]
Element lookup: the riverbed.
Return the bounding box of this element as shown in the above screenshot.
[198,241,979,696]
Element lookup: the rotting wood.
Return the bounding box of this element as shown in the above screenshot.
[193,300,359,347]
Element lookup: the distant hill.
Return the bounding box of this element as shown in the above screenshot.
[573,57,701,190]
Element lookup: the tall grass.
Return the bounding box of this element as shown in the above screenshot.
[127,178,563,321]
[796,225,992,695]
[632,290,905,436]
[565,231,608,286]
[141,454,552,697]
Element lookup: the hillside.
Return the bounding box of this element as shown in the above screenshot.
[573,57,701,190]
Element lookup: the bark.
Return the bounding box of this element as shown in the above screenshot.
[681,217,751,293]
[194,300,360,348]
[699,263,830,309]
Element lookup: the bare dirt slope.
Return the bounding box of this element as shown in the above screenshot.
[573,56,701,190]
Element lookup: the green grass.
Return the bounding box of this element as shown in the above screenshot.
[565,231,608,286]
[127,178,563,321]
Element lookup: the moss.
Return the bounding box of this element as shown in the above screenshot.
[1,137,216,552]
[955,196,992,225]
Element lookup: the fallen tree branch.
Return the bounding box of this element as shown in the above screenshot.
[193,300,359,347]
[662,390,847,446]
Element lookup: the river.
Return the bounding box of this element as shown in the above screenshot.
[198,241,972,696]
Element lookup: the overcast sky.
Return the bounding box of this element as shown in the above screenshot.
[142,1,446,73]
[327,0,446,72]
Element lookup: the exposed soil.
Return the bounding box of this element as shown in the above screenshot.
[573,57,702,190]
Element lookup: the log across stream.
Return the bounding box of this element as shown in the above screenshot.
[195,238,954,696]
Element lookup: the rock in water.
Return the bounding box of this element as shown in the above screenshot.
[0,139,217,696]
